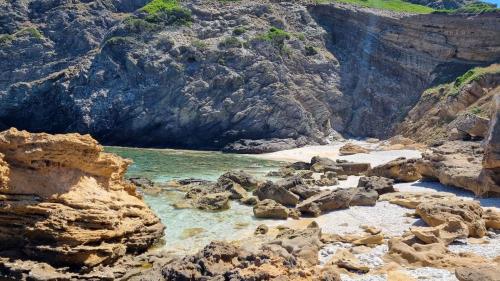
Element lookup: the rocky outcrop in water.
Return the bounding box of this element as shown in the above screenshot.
[0,128,164,277]
[0,0,499,149]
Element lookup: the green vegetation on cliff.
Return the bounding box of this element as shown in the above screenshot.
[255,27,291,49]
[318,0,435,13]
[140,0,192,25]
[437,2,500,14]
[424,64,500,98]
[0,27,44,45]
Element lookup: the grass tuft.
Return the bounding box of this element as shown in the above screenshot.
[140,0,192,25]
[316,0,435,14]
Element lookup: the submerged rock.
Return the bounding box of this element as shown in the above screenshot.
[0,128,164,271]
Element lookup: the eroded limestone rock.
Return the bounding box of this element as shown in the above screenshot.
[0,128,164,270]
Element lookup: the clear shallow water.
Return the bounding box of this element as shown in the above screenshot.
[105,147,285,253]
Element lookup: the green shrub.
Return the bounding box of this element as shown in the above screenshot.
[256,27,291,49]
[470,106,482,115]
[0,34,15,44]
[124,17,160,32]
[192,39,208,50]
[17,27,43,39]
[219,36,242,48]
[438,3,500,15]
[233,27,246,36]
[296,33,305,41]
[305,45,318,56]
[104,36,136,46]
[316,0,434,14]
[140,0,192,25]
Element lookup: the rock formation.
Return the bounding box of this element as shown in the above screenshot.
[0,128,164,272]
[397,64,500,144]
[1,1,499,149]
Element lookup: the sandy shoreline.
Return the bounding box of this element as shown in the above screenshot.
[251,141,422,166]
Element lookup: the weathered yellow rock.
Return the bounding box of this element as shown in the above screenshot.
[339,143,369,155]
[410,218,469,245]
[484,209,500,230]
[379,191,456,209]
[416,199,486,238]
[0,128,164,269]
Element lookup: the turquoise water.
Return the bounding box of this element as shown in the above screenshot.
[106,147,285,253]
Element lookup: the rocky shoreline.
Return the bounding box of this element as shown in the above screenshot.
[0,125,498,280]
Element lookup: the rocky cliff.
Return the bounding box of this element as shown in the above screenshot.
[0,128,164,276]
[397,64,500,143]
[0,0,499,150]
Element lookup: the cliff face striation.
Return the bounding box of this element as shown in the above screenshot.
[0,128,164,274]
[0,0,499,149]
[309,4,500,138]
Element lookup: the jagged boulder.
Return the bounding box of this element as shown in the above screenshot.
[254,180,300,206]
[217,170,259,191]
[410,218,469,245]
[448,113,490,138]
[297,189,353,217]
[367,157,421,182]
[415,199,487,238]
[0,128,164,269]
[253,199,289,219]
[417,141,499,196]
[339,143,369,155]
[455,265,500,281]
[357,176,395,195]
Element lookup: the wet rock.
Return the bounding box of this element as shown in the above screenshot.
[254,180,300,206]
[217,170,259,191]
[357,176,395,195]
[195,192,231,211]
[287,161,311,171]
[240,196,258,206]
[266,167,295,177]
[253,199,289,219]
[223,138,309,154]
[339,143,369,155]
[416,199,487,238]
[367,157,421,182]
[254,224,269,235]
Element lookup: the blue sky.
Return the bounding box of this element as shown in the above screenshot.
[483,0,500,6]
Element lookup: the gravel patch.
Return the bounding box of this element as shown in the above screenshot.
[404,267,458,281]
[448,231,500,259]
[315,201,418,236]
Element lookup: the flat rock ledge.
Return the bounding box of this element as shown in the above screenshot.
[0,128,165,278]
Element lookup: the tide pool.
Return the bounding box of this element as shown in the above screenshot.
[106,147,285,253]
